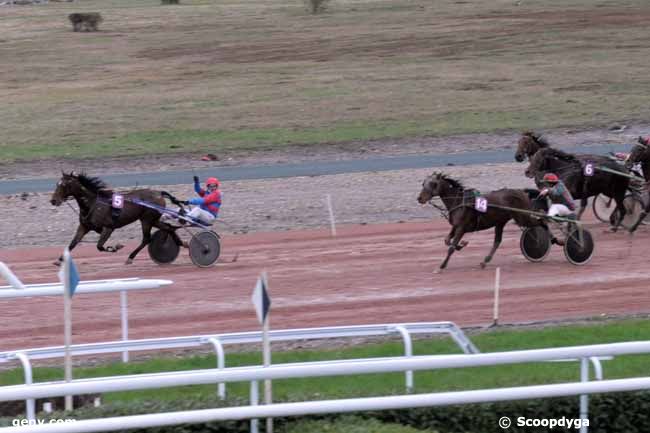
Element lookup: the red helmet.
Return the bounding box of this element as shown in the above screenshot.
[205,177,220,187]
[543,173,559,183]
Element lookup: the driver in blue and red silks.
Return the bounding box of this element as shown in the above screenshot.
[182,176,222,225]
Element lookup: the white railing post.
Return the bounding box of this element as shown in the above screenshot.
[589,357,604,381]
[15,353,35,421]
[120,290,129,363]
[249,381,259,433]
[326,194,337,237]
[579,357,589,433]
[208,337,226,399]
[392,326,413,392]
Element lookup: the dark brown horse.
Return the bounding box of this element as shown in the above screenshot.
[525,148,630,229]
[50,172,181,265]
[515,130,551,162]
[417,172,543,272]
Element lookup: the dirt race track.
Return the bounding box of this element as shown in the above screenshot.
[1,218,650,353]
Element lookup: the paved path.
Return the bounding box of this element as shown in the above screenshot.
[0,143,632,194]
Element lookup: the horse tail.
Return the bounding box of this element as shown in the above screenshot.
[160,190,179,203]
[512,190,543,228]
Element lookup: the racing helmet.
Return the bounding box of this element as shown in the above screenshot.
[542,173,559,184]
[205,177,220,188]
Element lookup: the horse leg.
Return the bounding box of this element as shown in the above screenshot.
[154,220,187,248]
[576,197,588,220]
[54,225,90,266]
[629,211,647,233]
[125,221,153,265]
[609,192,627,232]
[444,227,455,246]
[628,197,649,233]
[96,227,124,253]
[436,227,466,273]
[480,224,504,269]
[446,225,468,250]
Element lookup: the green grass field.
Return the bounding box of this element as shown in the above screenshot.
[2,318,649,404]
[1,0,650,162]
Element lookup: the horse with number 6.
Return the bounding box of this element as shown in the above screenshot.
[524,148,631,230]
[418,172,546,272]
[50,171,182,266]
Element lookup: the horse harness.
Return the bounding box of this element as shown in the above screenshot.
[430,189,484,223]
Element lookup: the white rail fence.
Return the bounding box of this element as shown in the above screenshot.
[0,321,477,411]
[0,341,649,433]
[0,261,173,364]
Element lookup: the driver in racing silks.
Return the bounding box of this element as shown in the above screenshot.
[181,176,222,225]
[538,172,576,245]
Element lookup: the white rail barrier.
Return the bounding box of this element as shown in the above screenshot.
[0,341,648,433]
[0,322,476,402]
[0,278,173,298]
[0,261,173,363]
[3,379,650,433]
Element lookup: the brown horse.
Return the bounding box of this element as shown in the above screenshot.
[525,148,630,228]
[50,172,182,265]
[515,130,552,162]
[417,172,543,272]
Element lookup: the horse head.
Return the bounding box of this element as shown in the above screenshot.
[515,131,548,162]
[418,173,443,204]
[524,151,544,178]
[626,143,650,169]
[50,171,80,206]
[418,173,463,204]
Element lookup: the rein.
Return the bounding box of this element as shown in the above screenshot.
[427,191,477,222]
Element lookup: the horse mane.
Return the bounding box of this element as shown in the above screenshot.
[538,148,580,164]
[523,130,550,148]
[73,172,109,193]
[433,172,465,190]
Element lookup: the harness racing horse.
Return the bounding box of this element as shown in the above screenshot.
[50,172,182,265]
[625,140,650,232]
[417,172,543,272]
[515,130,552,162]
[525,148,630,229]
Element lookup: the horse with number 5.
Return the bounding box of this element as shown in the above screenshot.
[418,172,545,272]
[50,171,182,265]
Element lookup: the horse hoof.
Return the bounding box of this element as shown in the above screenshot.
[125,258,133,265]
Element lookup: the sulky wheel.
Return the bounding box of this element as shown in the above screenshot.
[563,227,594,266]
[189,230,221,267]
[592,194,616,224]
[520,226,551,263]
[148,230,180,264]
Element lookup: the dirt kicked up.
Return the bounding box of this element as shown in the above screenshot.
[1,218,649,352]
